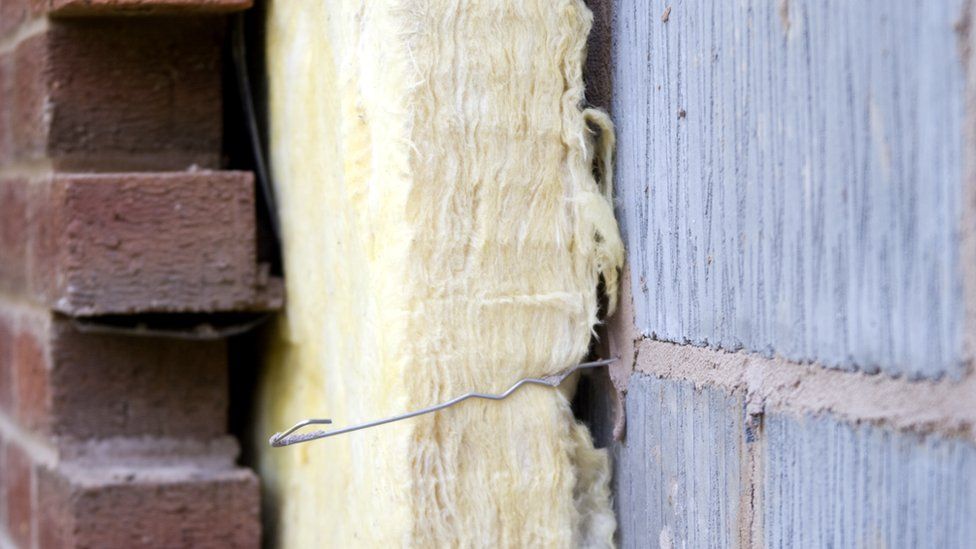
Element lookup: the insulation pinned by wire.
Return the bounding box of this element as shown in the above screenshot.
[269,357,617,447]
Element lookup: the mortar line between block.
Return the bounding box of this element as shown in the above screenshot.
[631,338,976,444]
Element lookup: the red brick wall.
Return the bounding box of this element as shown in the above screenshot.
[0,1,277,547]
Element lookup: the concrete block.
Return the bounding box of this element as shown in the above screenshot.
[763,414,976,548]
[612,0,970,378]
[615,373,747,548]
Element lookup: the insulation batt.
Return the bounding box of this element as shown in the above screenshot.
[254,1,624,546]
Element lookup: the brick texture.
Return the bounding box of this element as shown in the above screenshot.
[45,0,252,15]
[4,18,225,171]
[0,315,12,413]
[0,172,281,314]
[12,318,50,434]
[47,171,278,314]
[37,462,260,548]
[0,307,230,440]
[0,179,28,296]
[2,443,33,548]
[0,3,267,547]
[48,317,229,440]
[612,0,969,379]
[0,0,31,36]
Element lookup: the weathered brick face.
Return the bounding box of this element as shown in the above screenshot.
[45,18,225,171]
[0,173,281,315]
[0,1,271,547]
[3,442,33,549]
[4,18,224,171]
[44,0,252,16]
[49,318,229,439]
[0,179,29,295]
[36,461,261,548]
[0,315,13,413]
[45,172,275,314]
[12,320,50,434]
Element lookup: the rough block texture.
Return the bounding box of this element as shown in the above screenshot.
[615,373,747,548]
[2,442,32,549]
[5,18,224,171]
[36,461,260,548]
[764,413,976,548]
[45,172,278,314]
[612,0,969,378]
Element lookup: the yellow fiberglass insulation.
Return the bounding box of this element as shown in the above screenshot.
[254,0,624,546]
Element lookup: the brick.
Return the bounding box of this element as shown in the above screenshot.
[2,172,281,314]
[0,179,30,296]
[44,171,280,314]
[0,0,32,38]
[12,317,51,434]
[0,436,4,534]
[613,0,970,378]
[10,33,49,164]
[0,51,11,164]
[9,18,225,170]
[614,373,747,548]
[48,316,229,439]
[3,443,33,548]
[45,0,252,15]
[5,309,230,440]
[37,459,260,548]
[0,310,14,414]
[763,413,976,548]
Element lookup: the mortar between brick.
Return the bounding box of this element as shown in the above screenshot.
[0,525,16,549]
[0,415,55,469]
[0,161,53,183]
[629,338,976,443]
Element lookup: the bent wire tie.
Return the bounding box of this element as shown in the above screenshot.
[269,357,617,447]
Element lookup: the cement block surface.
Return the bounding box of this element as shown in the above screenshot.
[763,414,976,548]
[615,373,747,548]
[612,0,969,378]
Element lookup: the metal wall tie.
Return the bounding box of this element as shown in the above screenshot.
[269,357,617,447]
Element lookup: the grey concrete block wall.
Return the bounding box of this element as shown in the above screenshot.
[609,372,976,548]
[763,414,976,548]
[615,373,747,548]
[597,0,976,545]
[611,0,970,379]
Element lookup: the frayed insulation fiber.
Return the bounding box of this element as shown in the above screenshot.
[254,1,624,547]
